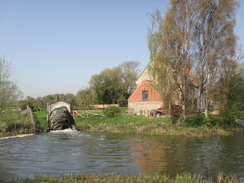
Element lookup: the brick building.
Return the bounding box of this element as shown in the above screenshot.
[128,63,162,115]
[128,62,206,115]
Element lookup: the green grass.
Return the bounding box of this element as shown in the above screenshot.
[75,114,171,128]
[0,110,35,137]
[4,173,241,183]
[3,108,239,138]
[33,110,48,127]
[74,114,234,137]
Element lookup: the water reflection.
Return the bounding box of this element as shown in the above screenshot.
[0,131,243,180]
[129,134,244,179]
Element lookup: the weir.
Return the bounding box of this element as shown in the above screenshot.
[47,101,75,130]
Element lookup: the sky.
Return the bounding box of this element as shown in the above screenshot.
[0,0,243,98]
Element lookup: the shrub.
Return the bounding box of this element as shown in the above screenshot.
[203,116,223,127]
[5,123,34,133]
[185,115,205,127]
[185,115,225,127]
[223,102,244,126]
[103,106,122,118]
[19,101,28,111]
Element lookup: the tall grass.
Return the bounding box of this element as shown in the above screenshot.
[0,110,35,137]
[7,173,241,183]
[33,110,48,127]
[74,114,233,137]
[24,108,243,137]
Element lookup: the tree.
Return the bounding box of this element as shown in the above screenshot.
[0,57,22,109]
[215,46,244,119]
[89,61,141,105]
[89,67,124,104]
[119,61,140,99]
[42,94,56,104]
[148,1,197,118]
[193,0,240,117]
[148,0,240,119]
[76,88,96,108]
[57,93,76,106]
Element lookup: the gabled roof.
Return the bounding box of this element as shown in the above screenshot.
[135,61,152,87]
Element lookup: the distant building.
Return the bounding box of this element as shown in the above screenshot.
[128,63,163,115]
[128,62,205,116]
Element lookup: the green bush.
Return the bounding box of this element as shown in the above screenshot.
[185,115,225,127]
[5,123,34,133]
[223,102,244,126]
[203,116,223,127]
[185,115,205,127]
[103,106,122,118]
[19,101,28,111]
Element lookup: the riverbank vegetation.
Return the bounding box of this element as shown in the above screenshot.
[0,110,35,138]
[3,173,241,183]
[70,106,241,137]
[0,57,29,138]
[1,1,243,138]
[1,106,242,138]
[74,114,241,137]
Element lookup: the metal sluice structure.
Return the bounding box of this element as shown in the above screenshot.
[47,101,75,130]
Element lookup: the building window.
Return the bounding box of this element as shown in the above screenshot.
[142,90,148,100]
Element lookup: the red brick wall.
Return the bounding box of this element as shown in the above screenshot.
[128,80,161,102]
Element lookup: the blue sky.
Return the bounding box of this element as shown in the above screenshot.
[0,0,243,98]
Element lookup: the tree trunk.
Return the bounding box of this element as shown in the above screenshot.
[205,67,210,118]
[197,85,202,114]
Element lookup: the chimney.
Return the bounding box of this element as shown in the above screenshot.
[56,94,59,102]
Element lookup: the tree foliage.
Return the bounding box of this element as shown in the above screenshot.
[20,93,76,111]
[148,1,197,118]
[192,0,240,117]
[76,88,96,108]
[216,58,244,120]
[119,61,140,98]
[89,61,140,104]
[89,67,124,104]
[148,0,240,119]
[0,57,22,109]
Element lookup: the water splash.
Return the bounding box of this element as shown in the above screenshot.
[49,128,77,133]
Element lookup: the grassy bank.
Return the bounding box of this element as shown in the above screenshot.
[34,108,243,137]
[1,109,241,138]
[0,110,35,138]
[74,113,240,137]
[34,110,48,127]
[3,173,241,183]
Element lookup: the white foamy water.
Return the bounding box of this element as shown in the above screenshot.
[49,128,77,133]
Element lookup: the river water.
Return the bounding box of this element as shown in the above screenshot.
[0,130,243,180]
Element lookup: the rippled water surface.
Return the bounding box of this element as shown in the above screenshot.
[0,130,243,180]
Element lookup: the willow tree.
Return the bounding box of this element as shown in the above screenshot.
[148,0,240,119]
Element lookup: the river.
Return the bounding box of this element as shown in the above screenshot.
[0,130,243,180]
